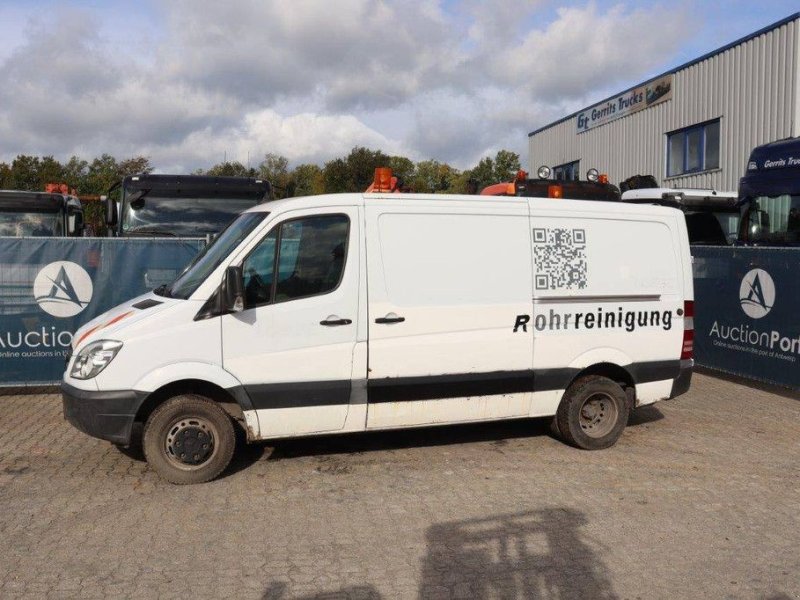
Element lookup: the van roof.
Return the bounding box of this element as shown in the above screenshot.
[243,192,683,218]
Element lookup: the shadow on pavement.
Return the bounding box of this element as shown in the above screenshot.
[418,508,618,599]
[627,404,664,427]
[261,508,617,599]
[265,417,552,462]
[263,582,382,599]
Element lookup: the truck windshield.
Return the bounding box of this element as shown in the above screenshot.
[166,211,269,299]
[121,195,259,237]
[0,211,63,237]
[742,194,800,245]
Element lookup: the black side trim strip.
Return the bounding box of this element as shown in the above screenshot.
[245,380,351,410]
[368,371,535,404]
[628,360,682,384]
[237,360,683,409]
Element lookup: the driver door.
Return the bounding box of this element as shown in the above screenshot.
[221,207,360,437]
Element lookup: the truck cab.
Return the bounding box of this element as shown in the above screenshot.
[738,137,800,246]
[105,174,272,238]
[621,187,739,245]
[0,190,84,237]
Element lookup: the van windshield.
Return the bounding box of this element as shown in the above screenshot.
[166,211,269,299]
[742,194,800,245]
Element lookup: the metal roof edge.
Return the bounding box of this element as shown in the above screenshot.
[527,12,800,137]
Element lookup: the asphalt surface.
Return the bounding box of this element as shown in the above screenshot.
[0,372,798,599]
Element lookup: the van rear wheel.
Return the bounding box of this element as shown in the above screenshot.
[556,376,629,450]
[143,394,235,484]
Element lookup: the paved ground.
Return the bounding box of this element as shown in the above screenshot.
[0,373,798,599]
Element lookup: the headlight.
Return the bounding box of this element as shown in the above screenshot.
[537,165,551,180]
[70,340,123,380]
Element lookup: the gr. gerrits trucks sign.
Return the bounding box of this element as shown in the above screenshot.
[576,74,673,133]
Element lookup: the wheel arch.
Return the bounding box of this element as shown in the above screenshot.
[567,362,636,410]
[134,379,249,426]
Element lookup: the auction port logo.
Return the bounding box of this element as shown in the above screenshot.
[33,261,93,318]
[739,268,775,319]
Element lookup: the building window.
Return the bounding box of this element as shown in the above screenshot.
[667,119,720,177]
[553,160,580,181]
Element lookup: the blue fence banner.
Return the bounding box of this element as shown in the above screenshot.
[692,246,800,389]
[0,237,204,385]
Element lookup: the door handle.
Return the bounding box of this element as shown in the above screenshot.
[320,317,352,326]
[375,314,405,324]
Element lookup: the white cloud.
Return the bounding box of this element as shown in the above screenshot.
[0,1,694,171]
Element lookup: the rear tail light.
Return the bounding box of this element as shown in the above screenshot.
[681,300,694,360]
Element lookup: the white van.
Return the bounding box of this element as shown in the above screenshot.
[62,192,694,484]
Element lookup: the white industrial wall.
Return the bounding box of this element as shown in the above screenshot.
[528,17,800,192]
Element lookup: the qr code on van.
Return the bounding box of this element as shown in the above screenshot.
[532,228,588,290]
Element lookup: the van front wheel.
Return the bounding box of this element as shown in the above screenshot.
[143,394,235,484]
[556,376,629,450]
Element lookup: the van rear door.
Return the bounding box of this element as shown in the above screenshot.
[364,198,533,428]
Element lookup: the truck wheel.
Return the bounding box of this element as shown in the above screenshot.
[143,394,235,484]
[556,376,629,450]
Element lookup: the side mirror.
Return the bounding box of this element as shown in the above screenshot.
[103,195,117,227]
[223,266,245,313]
[67,210,84,237]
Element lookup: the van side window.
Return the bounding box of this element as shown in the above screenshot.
[275,215,349,302]
[242,229,277,307]
[241,214,349,309]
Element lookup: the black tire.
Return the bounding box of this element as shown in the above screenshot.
[556,376,629,450]
[143,394,235,484]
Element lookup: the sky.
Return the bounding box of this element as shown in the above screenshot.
[0,0,797,172]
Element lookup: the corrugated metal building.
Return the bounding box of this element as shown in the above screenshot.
[528,13,800,192]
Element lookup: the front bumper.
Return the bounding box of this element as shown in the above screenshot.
[62,382,148,445]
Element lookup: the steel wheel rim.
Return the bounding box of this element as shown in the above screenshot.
[164,416,219,470]
[579,392,618,439]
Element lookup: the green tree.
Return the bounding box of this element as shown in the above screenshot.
[38,156,67,187]
[8,155,42,190]
[322,146,392,193]
[291,163,324,197]
[62,156,89,190]
[387,155,415,187]
[493,150,521,182]
[412,160,459,193]
[258,153,291,198]
[322,157,351,193]
[0,162,10,189]
[206,161,254,177]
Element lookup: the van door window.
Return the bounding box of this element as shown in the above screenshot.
[241,214,350,308]
[242,229,277,306]
[275,215,349,302]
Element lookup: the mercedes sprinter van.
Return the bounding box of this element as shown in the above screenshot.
[63,192,694,483]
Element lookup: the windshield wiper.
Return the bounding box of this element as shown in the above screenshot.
[126,227,177,237]
[153,284,172,298]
